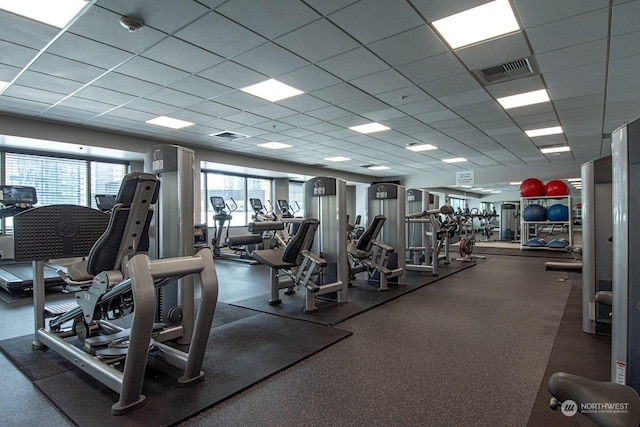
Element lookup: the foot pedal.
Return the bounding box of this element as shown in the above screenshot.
[44,301,79,318]
[96,338,154,358]
[85,328,131,353]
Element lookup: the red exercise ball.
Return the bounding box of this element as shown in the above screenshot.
[520,178,545,197]
[545,180,569,197]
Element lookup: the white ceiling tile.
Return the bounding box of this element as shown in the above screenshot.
[311,83,368,105]
[350,69,413,95]
[535,39,607,73]
[198,61,267,90]
[169,76,232,99]
[174,11,266,59]
[398,52,466,85]
[75,86,137,106]
[275,19,359,63]
[307,105,352,121]
[367,26,448,67]
[142,37,224,74]
[317,48,390,81]
[609,54,640,78]
[115,57,190,86]
[30,54,106,83]
[329,0,424,44]
[611,1,640,36]
[15,71,84,95]
[437,89,492,108]
[0,40,38,69]
[0,11,58,49]
[278,94,331,113]
[217,0,319,39]
[145,88,204,108]
[339,96,389,115]
[548,79,605,101]
[0,95,49,115]
[249,104,296,120]
[93,73,162,97]
[214,91,270,111]
[526,9,609,54]
[234,43,310,77]
[278,65,342,92]
[513,0,607,28]
[609,31,640,60]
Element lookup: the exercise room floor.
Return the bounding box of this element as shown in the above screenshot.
[0,251,596,426]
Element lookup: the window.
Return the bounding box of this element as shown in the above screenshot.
[6,153,88,206]
[1,152,128,233]
[288,181,304,217]
[201,171,273,227]
[90,161,128,209]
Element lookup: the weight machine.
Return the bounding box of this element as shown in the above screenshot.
[16,167,218,415]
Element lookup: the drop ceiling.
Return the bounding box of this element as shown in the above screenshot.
[0,0,638,181]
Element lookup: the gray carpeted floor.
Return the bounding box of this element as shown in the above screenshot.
[0,254,581,426]
[182,255,572,426]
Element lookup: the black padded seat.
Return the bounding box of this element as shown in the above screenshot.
[347,215,386,259]
[227,234,263,246]
[251,248,293,269]
[252,218,319,269]
[548,372,640,427]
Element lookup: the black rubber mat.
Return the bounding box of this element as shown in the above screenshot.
[0,303,352,427]
[232,260,477,325]
[527,284,611,426]
[472,246,575,258]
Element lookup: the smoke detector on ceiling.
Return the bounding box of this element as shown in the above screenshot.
[120,16,144,33]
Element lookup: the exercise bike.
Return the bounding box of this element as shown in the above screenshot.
[456,208,486,261]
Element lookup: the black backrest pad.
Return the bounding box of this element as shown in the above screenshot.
[282,218,319,264]
[87,172,159,275]
[355,215,386,251]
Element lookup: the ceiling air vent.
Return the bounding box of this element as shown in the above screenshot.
[210,131,249,141]
[474,57,539,86]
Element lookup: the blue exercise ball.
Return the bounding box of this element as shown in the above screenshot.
[523,204,547,221]
[547,204,569,221]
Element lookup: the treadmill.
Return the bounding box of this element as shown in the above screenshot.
[0,185,66,294]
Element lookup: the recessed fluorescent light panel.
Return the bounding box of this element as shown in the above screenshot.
[0,80,9,91]
[432,0,520,49]
[240,79,303,102]
[540,146,571,154]
[407,144,437,152]
[349,122,390,134]
[525,126,563,137]
[567,178,581,182]
[258,142,292,149]
[442,157,467,163]
[368,165,390,170]
[325,156,351,162]
[497,89,550,109]
[0,0,88,28]
[146,116,194,129]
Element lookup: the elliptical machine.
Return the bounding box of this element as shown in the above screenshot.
[210,196,234,258]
